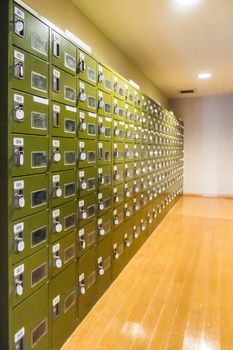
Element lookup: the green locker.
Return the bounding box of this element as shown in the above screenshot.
[78,246,96,319]
[10,173,48,221]
[77,139,96,168]
[125,123,135,142]
[124,180,134,199]
[98,188,112,216]
[124,102,134,123]
[50,201,76,243]
[113,164,124,185]
[10,210,49,264]
[49,171,76,208]
[122,222,134,264]
[113,183,124,208]
[51,30,77,75]
[96,236,111,297]
[97,63,112,94]
[113,120,125,142]
[98,141,112,166]
[77,49,97,86]
[11,90,49,135]
[124,162,134,181]
[112,97,125,120]
[77,220,96,257]
[49,262,76,350]
[97,89,112,117]
[12,3,49,60]
[77,80,97,112]
[12,47,49,98]
[112,74,125,100]
[97,211,112,242]
[10,247,48,307]
[113,142,124,164]
[51,102,77,138]
[50,231,76,278]
[134,161,142,178]
[50,137,76,172]
[78,193,97,227]
[77,110,97,140]
[124,143,134,162]
[113,203,124,229]
[51,66,76,106]
[98,116,112,141]
[9,134,48,177]
[77,167,97,198]
[124,83,135,106]
[11,285,49,350]
[111,226,124,280]
[124,198,134,221]
[98,165,112,191]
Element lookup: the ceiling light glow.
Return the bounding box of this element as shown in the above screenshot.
[176,0,198,4]
[198,72,212,79]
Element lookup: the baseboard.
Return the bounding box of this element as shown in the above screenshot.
[184,193,233,199]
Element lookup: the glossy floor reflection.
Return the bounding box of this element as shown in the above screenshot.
[62,196,233,350]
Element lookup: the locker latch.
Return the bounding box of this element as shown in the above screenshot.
[98,97,105,109]
[79,233,86,250]
[53,210,63,233]
[13,138,24,166]
[14,223,25,253]
[124,234,131,248]
[52,175,62,198]
[80,147,87,161]
[14,265,24,296]
[113,245,119,259]
[14,104,24,122]
[53,245,62,269]
[79,275,86,295]
[14,182,25,209]
[79,114,87,131]
[98,71,104,83]
[98,257,105,276]
[98,222,105,236]
[14,51,24,79]
[53,69,60,92]
[98,197,104,211]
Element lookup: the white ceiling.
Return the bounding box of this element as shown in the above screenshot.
[72,0,233,98]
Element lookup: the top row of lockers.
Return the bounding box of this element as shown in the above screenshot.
[12,3,172,117]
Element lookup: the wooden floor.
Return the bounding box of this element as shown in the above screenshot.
[62,196,233,350]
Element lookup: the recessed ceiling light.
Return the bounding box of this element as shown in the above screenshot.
[198,72,212,79]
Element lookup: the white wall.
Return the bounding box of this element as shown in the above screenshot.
[170,95,233,197]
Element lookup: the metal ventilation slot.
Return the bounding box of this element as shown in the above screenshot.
[180,89,195,94]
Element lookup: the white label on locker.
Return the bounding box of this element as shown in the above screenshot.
[79,171,84,177]
[125,144,128,149]
[53,69,60,78]
[14,94,24,103]
[66,106,77,112]
[114,144,117,148]
[14,222,24,234]
[98,91,103,98]
[80,112,85,118]
[33,96,49,105]
[79,229,84,237]
[80,82,85,89]
[13,180,24,190]
[79,142,84,148]
[98,117,103,122]
[53,140,60,147]
[79,273,84,282]
[114,121,117,127]
[125,103,129,109]
[14,50,24,61]
[98,193,103,200]
[52,209,60,218]
[53,105,60,113]
[80,52,85,60]
[98,168,103,174]
[52,175,60,183]
[98,143,103,149]
[98,218,102,225]
[14,327,25,343]
[113,243,117,249]
[125,164,128,169]
[113,188,117,193]
[106,117,111,122]
[79,200,84,207]
[52,295,60,306]
[114,77,118,82]
[52,243,60,253]
[14,264,24,277]
[53,33,60,43]
[114,165,117,171]
[113,210,117,215]
[99,65,103,72]
[97,257,103,264]
[89,112,96,118]
[13,138,24,146]
[14,7,25,19]
[114,99,117,104]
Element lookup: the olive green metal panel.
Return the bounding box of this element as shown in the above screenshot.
[51,67,76,106]
[50,137,76,172]
[77,219,96,257]
[50,102,77,138]
[50,201,76,243]
[51,30,77,75]
[113,203,124,230]
[12,3,49,60]
[12,47,49,98]
[49,262,76,350]
[98,165,112,192]
[77,49,97,86]
[111,226,124,280]
[98,116,112,141]
[113,142,124,164]
[77,139,97,169]
[10,173,48,221]
[77,80,97,113]
[97,211,112,242]
[97,63,112,94]
[10,90,49,135]
[10,247,48,307]
[112,97,125,120]
[97,141,112,166]
[78,246,96,319]
[10,284,49,350]
[9,134,49,177]
[78,193,97,228]
[97,89,112,117]
[98,187,112,217]
[113,163,124,186]
[113,183,124,208]
[9,209,49,265]
[96,236,111,297]
[49,170,76,208]
[112,74,125,100]
[113,120,125,142]
[50,230,76,278]
[77,110,97,140]
[77,167,97,198]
